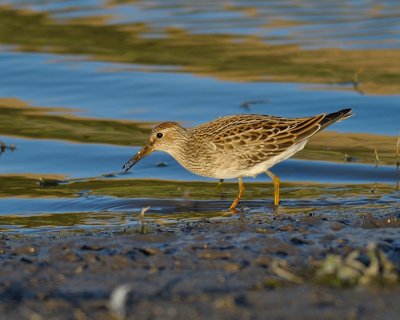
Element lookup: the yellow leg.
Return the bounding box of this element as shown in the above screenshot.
[229,177,245,210]
[265,170,280,206]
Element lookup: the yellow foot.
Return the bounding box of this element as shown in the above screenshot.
[265,170,280,208]
[229,198,240,212]
[229,177,245,211]
[230,207,239,214]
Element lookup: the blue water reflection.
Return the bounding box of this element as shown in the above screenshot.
[0,50,399,135]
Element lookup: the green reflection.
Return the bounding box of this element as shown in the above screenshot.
[0,98,153,146]
[0,178,240,231]
[0,7,399,94]
[1,98,399,165]
[0,209,237,233]
[0,212,88,229]
[1,175,398,232]
[0,175,397,200]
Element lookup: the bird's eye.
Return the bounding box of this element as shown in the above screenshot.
[156,132,163,139]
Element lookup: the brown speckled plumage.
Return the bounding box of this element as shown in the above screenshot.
[123,108,353,209]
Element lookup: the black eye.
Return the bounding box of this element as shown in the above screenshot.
[156,132,163,139]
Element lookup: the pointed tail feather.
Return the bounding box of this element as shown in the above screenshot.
[320,108,353,129]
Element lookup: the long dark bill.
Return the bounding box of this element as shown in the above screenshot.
[122,143,154,172]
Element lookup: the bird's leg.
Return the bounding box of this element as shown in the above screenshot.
[217,179,224,193]
[230,177,245,211]
[265,170,280,206]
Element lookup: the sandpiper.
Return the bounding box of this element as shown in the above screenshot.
[123,108,352,210]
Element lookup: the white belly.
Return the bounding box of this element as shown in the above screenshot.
[213,140,308,179]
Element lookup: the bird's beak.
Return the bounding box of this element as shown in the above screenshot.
[122,142,154,172]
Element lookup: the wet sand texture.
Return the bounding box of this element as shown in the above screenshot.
[1,211,400,319]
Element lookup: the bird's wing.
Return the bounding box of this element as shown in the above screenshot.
[201,114,326,168]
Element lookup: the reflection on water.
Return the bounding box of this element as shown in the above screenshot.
[1,51,400,135]
[0,188,398,232]
[0,5,400,93]
[0,0,399,233]
[3,0,400,50]
[0,136,398,181]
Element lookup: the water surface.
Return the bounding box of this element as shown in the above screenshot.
[0,0,399,233]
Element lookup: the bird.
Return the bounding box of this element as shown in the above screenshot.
[123,108,353,210]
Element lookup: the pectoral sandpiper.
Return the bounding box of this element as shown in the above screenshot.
[123,108,352,210]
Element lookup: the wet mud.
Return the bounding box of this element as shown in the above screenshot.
[1,209,399,319]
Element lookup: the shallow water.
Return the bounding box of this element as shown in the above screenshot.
[0,0,399,233]
[1,49,399,134]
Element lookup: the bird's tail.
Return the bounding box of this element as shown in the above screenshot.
[320,108,353,130]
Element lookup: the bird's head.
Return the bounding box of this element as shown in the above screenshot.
[122,122,187,172]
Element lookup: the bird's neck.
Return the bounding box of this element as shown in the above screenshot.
[166,130,213,177]
[166,130,193,162]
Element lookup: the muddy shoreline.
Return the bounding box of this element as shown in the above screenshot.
[1,209,399,319]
